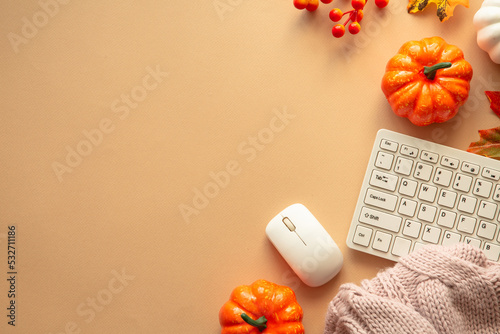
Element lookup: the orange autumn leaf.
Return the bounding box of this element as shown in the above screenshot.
[407,0,469,22]
[485,91,500,118]
[467,127,500,160]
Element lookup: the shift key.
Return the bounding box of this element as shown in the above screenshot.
[359,207,402,233]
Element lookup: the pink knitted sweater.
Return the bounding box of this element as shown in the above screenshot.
[324,244,500,334]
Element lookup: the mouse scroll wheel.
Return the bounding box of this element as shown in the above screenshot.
[282,217,296,231]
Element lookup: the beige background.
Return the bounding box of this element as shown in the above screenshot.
[1,1,499,333]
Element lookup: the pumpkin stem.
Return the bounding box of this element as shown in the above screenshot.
[241,313,267,332]
[423,62,452,80]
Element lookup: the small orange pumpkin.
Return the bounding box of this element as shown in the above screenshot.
[219,279,304,334]
[381,36,473,126]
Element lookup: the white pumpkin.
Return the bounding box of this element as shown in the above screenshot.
[474,0,500,64]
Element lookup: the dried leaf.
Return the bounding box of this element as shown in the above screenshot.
[407,0,469,22]
[467,127,500,160]
[485,91,500,118]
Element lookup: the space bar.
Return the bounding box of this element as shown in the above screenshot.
[359,207,402,233]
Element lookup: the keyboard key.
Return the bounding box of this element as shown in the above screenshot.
[352,225,373,247]
[441,230,461,246]
[440,156,459,169]
[400,145,418,157]
[433,168,453,187]
[457,195,477,214]
[369,170,398,192]
[421,151,439,163]
[482,167,500,181]
[422,225,441,244]
[364,188,398,211]
[418,184,437,202]
[458,215,477,234]
[375,151,394,170]
[477,221,497,240]
[413,242,426,252]
[477,201,497,220]
[394,157,414,176]
[437,209,456,228]
[372,231,392,252]
[493,185,500,202]
[437,189,457,208]
[402,220,421,238]
[461,161,480,175]
[464,236,481,249]
[392,237,412,257]
[414,162,433,181]
[453,173,472,192]
[417,203,437,222]
[483,243,500,261]
[398,198,417,217]
[399,178,418,197]
[473,179,493,198]
[380,138,398,152]
[359,207,402,233]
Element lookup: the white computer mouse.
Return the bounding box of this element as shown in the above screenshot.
[265,203,343,287]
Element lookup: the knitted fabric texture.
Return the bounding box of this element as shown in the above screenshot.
[324,244,500,334]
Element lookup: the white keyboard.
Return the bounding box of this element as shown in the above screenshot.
[346,129,500,262]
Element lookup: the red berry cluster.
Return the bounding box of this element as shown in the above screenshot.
[293,0,323,11]
[293,0,389,38]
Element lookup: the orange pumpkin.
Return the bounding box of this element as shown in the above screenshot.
[219,279,304,334]
[381,36,473,126]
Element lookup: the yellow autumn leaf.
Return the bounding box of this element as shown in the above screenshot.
[407,0,469,22]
